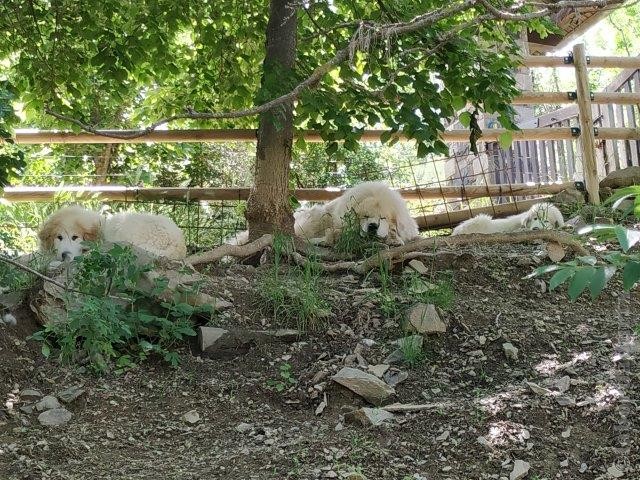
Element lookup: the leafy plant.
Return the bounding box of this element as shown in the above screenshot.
[29,243,207,373]
[528,225,640,300]
[605,185,640,219]
[266,362,297,393]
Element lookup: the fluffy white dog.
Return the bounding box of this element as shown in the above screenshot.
[39,206,187,261]
[295,181,420,246]
[451,202,564,235]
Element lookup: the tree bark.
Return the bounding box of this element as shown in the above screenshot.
[246,0,297,239]
[93,144,119,185]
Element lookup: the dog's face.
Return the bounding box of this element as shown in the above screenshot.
[522,204,563,230]
[53,230,86,261]
[38,207,100,261]
[353,198,395,240]
[360,216,390,239]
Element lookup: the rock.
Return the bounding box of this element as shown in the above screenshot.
[561,427,571,438]
[594,216,614,225]
[546,242,565,262]
[565,215,587,231]
[38,408,72,426]
[503,343,519,361]
[344,473,366,480]
[553,376,571,393]
[509,459,530,480]
[435,430,450,442]
[383,349,405,365]
[556,395,576,407]
[600,166,640,189]
[181,410,200,424]
[35,396,61,412]
[20,389,43,401]
[368,364,390,378]
[579,463,588,473]
[551,187,584,204]
[407,303,446,334]
[607,465,624,478]
[408,259,429,275]
[57,385,85,403]
[235,422,253,434]
[1,313,17,326]
[344,407,394,427]
[525,381,553,396]
[332,367,395,406]
[560,459,569,468]
[199,326,302,356]
[383,369,408,387]
[315,394,328,416]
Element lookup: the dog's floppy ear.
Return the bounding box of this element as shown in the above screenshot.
[37,218,57,251]
[77,218,100,242]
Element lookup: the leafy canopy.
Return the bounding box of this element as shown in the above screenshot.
[0,1,551,157]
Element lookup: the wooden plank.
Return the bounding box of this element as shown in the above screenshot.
[548,137,558,182]
[514,91,640,105]
[522,55,640,69]
[573,44,600,204]
[0,183,574,203]
[539,140,549,182]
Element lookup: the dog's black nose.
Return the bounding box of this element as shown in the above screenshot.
[61,251,72,260]
[367,223,378,234]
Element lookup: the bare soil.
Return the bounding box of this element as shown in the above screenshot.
[1,243,639,480]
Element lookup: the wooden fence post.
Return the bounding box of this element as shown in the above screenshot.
[573,43,601,204]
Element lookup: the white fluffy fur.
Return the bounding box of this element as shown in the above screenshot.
[452,202,564,235]
[39,206,187,261]
[296,181,420,246]
[225,182,420,246]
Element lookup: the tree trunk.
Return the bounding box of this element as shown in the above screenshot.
[246,0,297,239]
[93,144,119,185]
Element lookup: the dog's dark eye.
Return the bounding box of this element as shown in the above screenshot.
[57,235,63,241]
[72,235,79,241]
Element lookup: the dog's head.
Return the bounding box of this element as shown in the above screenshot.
[351,197,394,240]
[521,203,564,230]
[38,206,101,261]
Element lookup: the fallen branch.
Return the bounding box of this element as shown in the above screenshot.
[382,402,456,413]
[185,234,274,265]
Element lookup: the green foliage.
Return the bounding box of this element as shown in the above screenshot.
[0,0,547,162]
[256,234,329,331]
[266,362,297,393]
[0,81,26,186]
[29,244,205,373]
[605,185,640,219]
[528,225,640,300]
[398,335,425,368]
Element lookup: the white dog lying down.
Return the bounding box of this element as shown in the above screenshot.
[38,206,187,261]
[294,181,419,246]
[451,202,564,235]
[226,181,420,246]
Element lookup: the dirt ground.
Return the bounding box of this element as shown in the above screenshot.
[1,243,639,480]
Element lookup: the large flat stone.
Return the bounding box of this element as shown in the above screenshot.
[332,367,395,406]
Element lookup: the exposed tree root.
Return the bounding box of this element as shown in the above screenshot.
[184,230,588,273]
[185,234,274,266]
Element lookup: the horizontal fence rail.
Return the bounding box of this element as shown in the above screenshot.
[521,55,640,69]
[9,127,640,145]
[0,183,573,203]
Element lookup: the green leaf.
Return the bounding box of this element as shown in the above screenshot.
[614,225,640,253]
[41,343,51,358]
[567,266,595,300]
[549,268,574,290]
[588,267,607,300]
[452,96,466,110]
[622,261,640,290]
[498,131,513,150]
[459,112,471,128]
